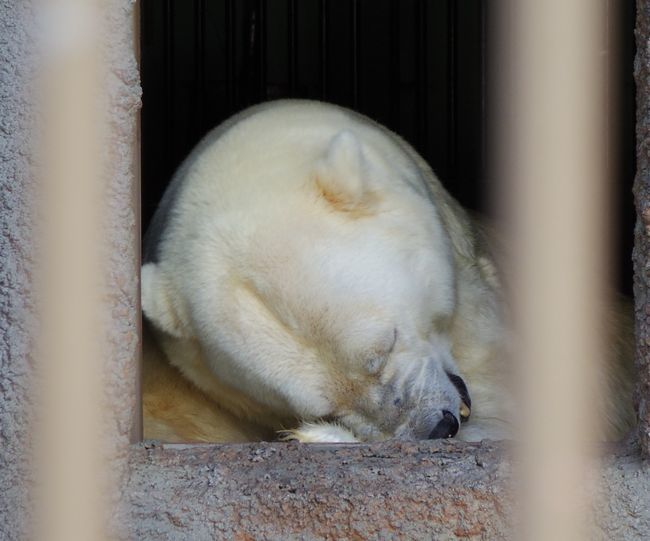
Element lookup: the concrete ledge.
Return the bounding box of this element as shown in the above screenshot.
[121,440,648,540]
[599,441,650,539]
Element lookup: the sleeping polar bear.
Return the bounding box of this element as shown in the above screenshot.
[142,100,635,443]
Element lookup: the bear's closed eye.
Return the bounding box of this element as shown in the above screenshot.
[366,328,398,374]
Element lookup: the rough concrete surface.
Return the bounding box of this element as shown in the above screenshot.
[100,1,142,537]
[597,442,650,539]
[125,440,513,540]
[123,440,650,541]
[0,1,36,539]
[635,0,650,456]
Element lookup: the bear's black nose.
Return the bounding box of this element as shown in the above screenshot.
[428,410,459,439]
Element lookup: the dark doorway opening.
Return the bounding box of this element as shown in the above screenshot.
[140,0,636,293]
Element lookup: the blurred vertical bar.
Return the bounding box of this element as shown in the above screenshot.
[319,0,328,99]
[288,0,297,94]
[351,0,360,108]
[38,0,106,539]
[495,1,609,540]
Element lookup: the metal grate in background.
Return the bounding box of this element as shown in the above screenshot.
[141,1,485,224]
[140,0,636,293]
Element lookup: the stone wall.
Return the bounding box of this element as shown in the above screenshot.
[123,440,649,540]
[635,0,650,456]
[101,0,142,536]
[0,1,36,538]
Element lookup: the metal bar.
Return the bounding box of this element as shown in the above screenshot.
[351,0,359,108]
[417,0,428,152]
[446,0,456,177]
[497,1,610,539]
[242,0,255,105]
[164,0,174,175]
[258,0,266,100]
[288,0,297,94]
[479,0,487,181]
[226,0,236,109]
[38,1,106,538]
[194,0,205,133]
[319,0,328,99]
[389,0,399,125]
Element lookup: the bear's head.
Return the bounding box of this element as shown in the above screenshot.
[143,118,478,442]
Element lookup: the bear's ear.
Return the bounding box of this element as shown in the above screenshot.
[314,130,374,212]
[141,263,189,339]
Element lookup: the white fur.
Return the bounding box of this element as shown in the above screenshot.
[281,422,359,443]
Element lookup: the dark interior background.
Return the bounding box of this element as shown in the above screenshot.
[140,0,636,294]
